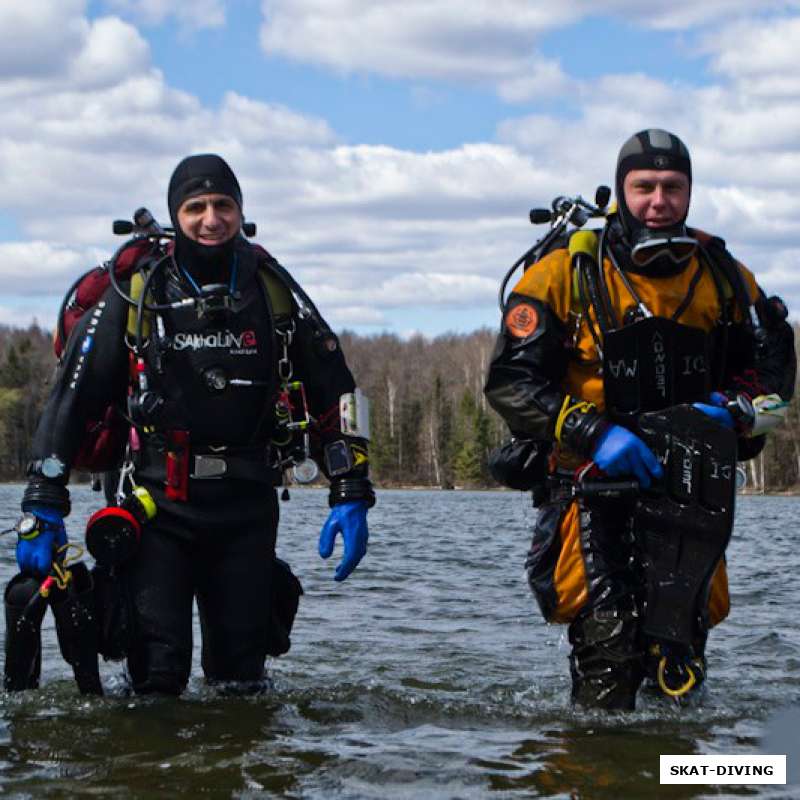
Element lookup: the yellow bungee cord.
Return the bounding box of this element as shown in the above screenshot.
[38,542,85,597]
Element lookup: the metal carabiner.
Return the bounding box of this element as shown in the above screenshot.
[276,320,296,382]
[115,458,137,506]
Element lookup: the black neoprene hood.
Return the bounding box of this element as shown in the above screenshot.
[615,129,692,237]
[166,153,244,271]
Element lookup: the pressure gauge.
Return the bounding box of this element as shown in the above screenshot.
[41,456,66,479]
[292,458,320,484]
[16,514,39,539]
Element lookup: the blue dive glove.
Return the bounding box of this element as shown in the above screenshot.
[16,505,67,577]
[318,500,369,582]
[692,392,734,429]
[592,424,663,488]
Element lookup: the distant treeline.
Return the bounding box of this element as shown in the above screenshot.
[1,322,799,492]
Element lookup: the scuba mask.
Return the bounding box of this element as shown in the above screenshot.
[630,225,697,268]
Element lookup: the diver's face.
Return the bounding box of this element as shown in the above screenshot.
[623,169,690,228]
[177,193,242,246]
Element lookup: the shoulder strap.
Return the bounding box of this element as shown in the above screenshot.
[248,243,294,328]
[252,243,334,335]
[690,228,752,319]
[124,243,298,339]
[258,261,294,326]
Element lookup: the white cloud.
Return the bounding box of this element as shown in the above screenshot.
[259,0,572,101]
[0,241,102,297]
[103,0,226,30]
[0,0,88,78]
[4,3,800,332]
[70,16,151,89]
[311,272,498,310]
[0,305,52,330]
[616,0,800,30]
[705,16,800,98]
[257,0,800,101]
[325,306,388,328]
[0,7,534,327]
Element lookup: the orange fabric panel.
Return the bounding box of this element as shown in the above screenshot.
[512,248,737,411]
[707,559,731,627]
[552,500,588,623]
[512,248,573,321]
[545,500,731,628]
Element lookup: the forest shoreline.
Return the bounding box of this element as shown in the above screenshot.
[2,322,800,493]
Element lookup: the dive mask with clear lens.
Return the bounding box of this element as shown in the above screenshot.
[630,228,697,268]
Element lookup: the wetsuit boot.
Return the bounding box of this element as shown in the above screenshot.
[4,573,47,691]
[50,562,103,695]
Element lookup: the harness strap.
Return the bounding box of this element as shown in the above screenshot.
[140,441,282,485]
[566,225,750,347]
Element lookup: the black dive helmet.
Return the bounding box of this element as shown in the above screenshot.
[167,154,244,313]
[614,129,697,271]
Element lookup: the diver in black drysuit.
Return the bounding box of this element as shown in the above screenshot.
[12,154,374,694]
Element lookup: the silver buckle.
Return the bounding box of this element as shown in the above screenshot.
[192,455,227,479]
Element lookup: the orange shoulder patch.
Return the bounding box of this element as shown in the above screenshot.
[505,302,539,338]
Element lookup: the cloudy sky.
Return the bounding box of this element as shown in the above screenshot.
[2,0,800,336]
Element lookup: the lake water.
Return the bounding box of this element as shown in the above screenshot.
[0,485,798,799]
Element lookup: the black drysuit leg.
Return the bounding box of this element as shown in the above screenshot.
[125,500,278,695]
[196,524,276,686]
[126,530,195,695]
[566,498,644,711]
